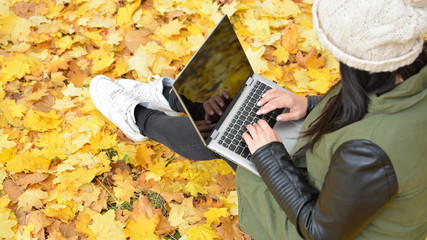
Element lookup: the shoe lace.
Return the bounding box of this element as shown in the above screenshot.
[147,74,162,83]
[109,88,135,114]
[132,75,164,100]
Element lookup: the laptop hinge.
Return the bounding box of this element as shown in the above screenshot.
[211,129,220,140]
[246,77,255,86]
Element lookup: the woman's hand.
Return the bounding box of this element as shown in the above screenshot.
[242,119,282,154]
[257,89,308,121]
[195,120,215,138]
[203,91,231,123]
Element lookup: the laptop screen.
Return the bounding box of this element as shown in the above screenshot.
[173,15,253,104]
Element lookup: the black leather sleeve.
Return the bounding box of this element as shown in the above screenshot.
[305,96,322,116]
[251,140,398,240]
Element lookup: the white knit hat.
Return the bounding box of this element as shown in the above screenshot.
[312,0,427,72]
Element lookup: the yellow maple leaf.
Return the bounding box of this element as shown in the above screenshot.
[0,53,32,83]
[113,58,129,76]
[200,1,222,23]
[87,49,115,74]
[146,160,168,181]
[6,150,51,173]
[168,202,186,227]
[305,56,325,69]
[221,1,239,16]
[221,191,239,215]
[0,211,17,238]
[125,212,160,240]
[159,19,185,37]
[273,0,301,18]
[10,13,35,42]
[52,97,76,110]
[24,109,62,132]
[89,210,126,240]
[55,35,75,53]
[43,203,76,223]
[184,181,208,197]
[128,46,151,77]
[245,46,268,74]
[186,223,218,240]
[62,82,83,97]
[324,52,340,71]
[0,134,16,152]
[113,169,139,203]
[300,29,324,52]
[116,1,139,27]
[273,46,290,63]
[165,38,187,58]
[152,55,176,76]
[89,131,118,152]
[244,18,271,41]
[75,209,96,237]
[17,188,48,212]
[203,207,230,226]
[54,168,99,191]
[306,68,333,94]
[168,197,204,227]
[0,147,16,164]
[34,130,64,149]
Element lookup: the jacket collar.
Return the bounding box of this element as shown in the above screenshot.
[368,66,427,114]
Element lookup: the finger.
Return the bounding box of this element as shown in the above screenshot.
[198,123,214,132]
[214,95,226,108]
[210,99,224,115]
[242,131,252,143]
[256,100,280,115]
[204,102,215,115]
[276,111,301,122]
[256,119,271,130]
[195,120,214,130]
[246,124,258,136]
[257,89,284,106]
[200,132,209,138]
[222,90,230,100]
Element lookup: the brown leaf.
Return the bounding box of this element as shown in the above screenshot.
[124,30,157,53]
[262,46,276,62]
[26,211,54,236]
[160,191,185,203]
[296,48,317,68]
[33,95,55,113]
[215,173,236,191]
[12,2,36,18]
[155,215,176,235]
[14,173,49,189]
[216,216,247,240]
[3,179,23,203]
[131,195,162,219]
[59,221,81,239]
[281,24,299,54]
[90,188,108,213]
[68,61,88,87]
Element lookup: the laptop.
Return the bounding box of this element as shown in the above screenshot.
[172,15,303,175]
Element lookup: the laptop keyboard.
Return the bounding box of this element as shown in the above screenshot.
[218,81,285,160]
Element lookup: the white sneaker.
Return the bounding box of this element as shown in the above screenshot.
[89,75,147,142]
[115,75,180,116]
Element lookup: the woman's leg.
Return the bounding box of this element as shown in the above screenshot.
[134,105,237,170]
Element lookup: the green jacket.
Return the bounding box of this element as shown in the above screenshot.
[236,66,427,239]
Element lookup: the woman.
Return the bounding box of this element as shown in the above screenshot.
[89,0,427,239]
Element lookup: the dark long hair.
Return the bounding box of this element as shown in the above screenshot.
[301,44,427,152]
